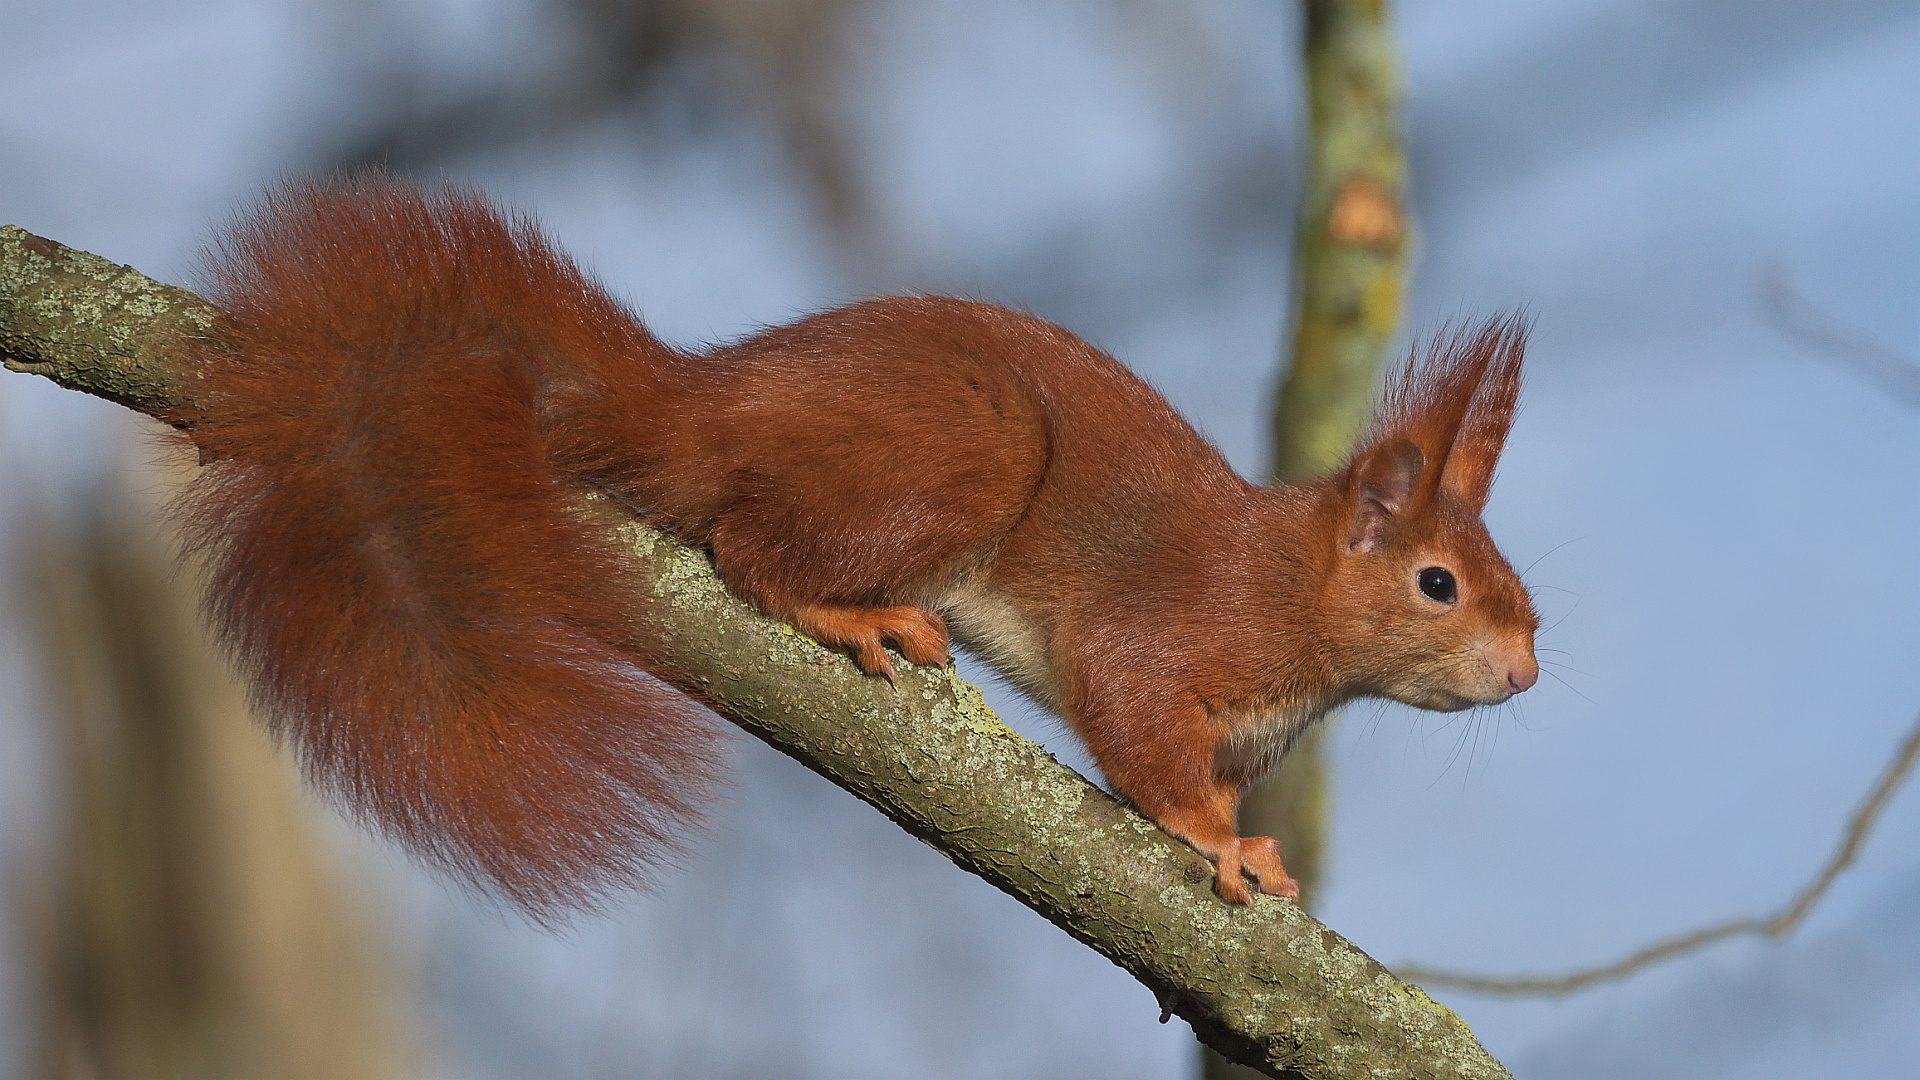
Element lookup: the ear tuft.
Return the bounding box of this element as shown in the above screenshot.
[1348,437,1423,552]
[1368,315,1528,511]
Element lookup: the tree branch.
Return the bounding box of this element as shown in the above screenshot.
[1,222,1512,1080]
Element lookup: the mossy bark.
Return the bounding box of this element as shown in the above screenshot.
[1,224,1501,1079]
[0,227,215,417]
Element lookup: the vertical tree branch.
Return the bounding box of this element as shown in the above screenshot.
[1217,3,1410,1073]
[1253,0,1412,899]
[1270,0,1411,488]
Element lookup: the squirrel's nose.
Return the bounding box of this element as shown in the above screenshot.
[1506,654,1539,694]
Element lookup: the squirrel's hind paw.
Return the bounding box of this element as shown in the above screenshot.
[791,602,950,682]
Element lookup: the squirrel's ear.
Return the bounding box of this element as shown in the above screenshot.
[1347,438,1424,553]
[1437,319,1526,510]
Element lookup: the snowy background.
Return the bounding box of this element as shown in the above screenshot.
[3,1,1919,1077]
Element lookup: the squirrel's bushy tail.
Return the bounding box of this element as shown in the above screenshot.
[168,176,721,919]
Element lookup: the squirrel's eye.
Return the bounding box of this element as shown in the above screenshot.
[1417,566,1457,604]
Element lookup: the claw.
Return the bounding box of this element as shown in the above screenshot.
[1213,870,1255,906]
[790,602,949,685]
[1241,836,1299,900]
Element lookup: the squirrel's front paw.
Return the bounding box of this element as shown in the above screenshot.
[1239,836,1300,901]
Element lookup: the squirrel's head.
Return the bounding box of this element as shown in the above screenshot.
[1317,317,1539,712]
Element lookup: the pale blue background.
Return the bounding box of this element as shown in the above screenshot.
[2,2,1918,1077]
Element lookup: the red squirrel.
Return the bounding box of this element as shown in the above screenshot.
[162,177,1538,915]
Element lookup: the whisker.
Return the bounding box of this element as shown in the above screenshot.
[1522,537,1584,579]
[1437,713,1477,784]
[1542,598,1585,635]
[1540,666,1595,704]
[1462,713,1487,790]
[1361,699,1394,739]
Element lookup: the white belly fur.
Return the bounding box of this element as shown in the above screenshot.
[1213,700,1327,782]
[935,581,1062,708]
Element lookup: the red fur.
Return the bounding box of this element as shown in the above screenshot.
[165,179,721,919]
[167,177,1539,913]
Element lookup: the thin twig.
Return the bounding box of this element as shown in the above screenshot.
[1405,273,1920,998]
[1758,264,1920,408]
[1398,705,1920,996]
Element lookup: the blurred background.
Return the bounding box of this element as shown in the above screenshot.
[3,1,1919,1077]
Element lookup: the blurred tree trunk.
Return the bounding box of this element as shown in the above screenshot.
[27,466,412,1080]
[1206,1,1409,1076]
